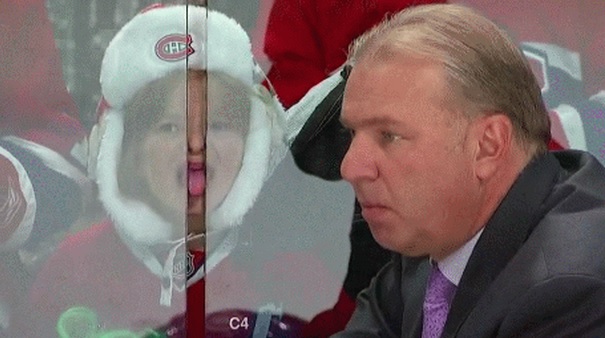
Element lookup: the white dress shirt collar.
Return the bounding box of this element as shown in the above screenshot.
[435,228,484,286]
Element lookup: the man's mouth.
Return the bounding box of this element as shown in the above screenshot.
[188,162,205,197]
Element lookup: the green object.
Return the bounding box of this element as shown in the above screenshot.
[56,306,99,338]
[56,307,165,338]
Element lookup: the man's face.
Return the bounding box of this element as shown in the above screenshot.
[340,58,483,260]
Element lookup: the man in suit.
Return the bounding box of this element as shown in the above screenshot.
[332,4,605,337]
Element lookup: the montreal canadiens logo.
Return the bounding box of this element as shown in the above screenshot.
[155,34,194,62]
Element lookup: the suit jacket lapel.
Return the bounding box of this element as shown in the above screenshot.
[400,258,430,338]
[442,153,561,337]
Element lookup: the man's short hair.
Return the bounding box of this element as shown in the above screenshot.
[348,4,551,154]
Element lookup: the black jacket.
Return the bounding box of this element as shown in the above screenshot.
[333,150,605,337]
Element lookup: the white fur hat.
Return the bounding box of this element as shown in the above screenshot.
[91,5,287,248]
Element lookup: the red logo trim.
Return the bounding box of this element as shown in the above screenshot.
[155,34,194,62]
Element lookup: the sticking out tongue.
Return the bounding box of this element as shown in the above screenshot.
[188,169,205,196]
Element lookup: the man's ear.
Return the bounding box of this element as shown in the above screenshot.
[472,113,514,181]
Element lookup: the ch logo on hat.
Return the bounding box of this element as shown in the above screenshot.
[155,34,194,62]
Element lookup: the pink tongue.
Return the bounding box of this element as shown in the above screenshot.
[188,170,205,196]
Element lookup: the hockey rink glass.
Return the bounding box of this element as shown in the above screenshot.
[203,1,355,337]
[0,0,189,336]
[1,0,604,337]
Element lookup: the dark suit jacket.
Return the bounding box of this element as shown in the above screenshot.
[333,150,605,337]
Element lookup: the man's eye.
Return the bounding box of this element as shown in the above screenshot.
[380,131,401,142]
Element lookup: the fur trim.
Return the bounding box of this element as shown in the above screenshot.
[209,87,287,232]
[100,6,254,108]
[95,111,174,244]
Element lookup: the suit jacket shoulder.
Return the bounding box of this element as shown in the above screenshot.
[456,151,605,337]
[335,151,605,338]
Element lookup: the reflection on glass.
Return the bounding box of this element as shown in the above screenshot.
[204,73,249,232]
[0,0,358,337]
[203,2,356,337]
[11,4,196,337]
[0,0,91,336]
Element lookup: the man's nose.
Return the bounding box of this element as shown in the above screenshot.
[340,134,378,183]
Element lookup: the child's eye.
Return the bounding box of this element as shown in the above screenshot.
[209,121,230,131]
[158,122,180,133]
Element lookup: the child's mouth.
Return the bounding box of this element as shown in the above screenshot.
[188,162,205,197]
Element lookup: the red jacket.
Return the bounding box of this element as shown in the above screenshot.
[0,0,87,248]
[23,220,342,337]
[263,0,447,108]
[23,222,187,336]
[0,0,85,154]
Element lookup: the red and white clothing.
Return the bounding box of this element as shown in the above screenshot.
[21,4,325,337]
[24,220,340,337]
[0,0,87,332]
[0,0,87,251]
[22,221,187,336]
[23,221,233,336]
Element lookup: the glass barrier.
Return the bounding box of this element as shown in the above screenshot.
[204,0,355,336]
[1,1,603,337]
[455,0,605,165]
[1,1,189,336]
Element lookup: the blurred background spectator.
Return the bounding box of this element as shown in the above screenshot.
[262,0,446,108]
[455,0,605,164]
[0,0,92,332]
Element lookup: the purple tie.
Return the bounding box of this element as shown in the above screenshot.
[422,264,457,338]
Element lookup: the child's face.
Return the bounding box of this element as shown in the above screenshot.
[185,73,207,234]
[202,73,249,228]
[126,72,247,237]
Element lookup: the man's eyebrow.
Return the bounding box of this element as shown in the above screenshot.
[340,116,403,128]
